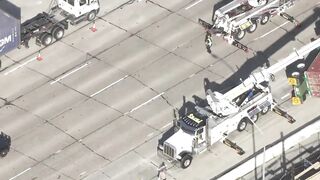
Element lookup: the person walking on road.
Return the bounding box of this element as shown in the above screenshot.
[157,162,167,180]
[205,32,213,53]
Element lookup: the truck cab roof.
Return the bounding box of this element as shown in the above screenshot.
[181,112,207,129]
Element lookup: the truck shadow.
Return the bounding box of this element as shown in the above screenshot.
[174,7,320,121]
[206,7,320,179]
[157,7,320,170]
[204,7,320,93]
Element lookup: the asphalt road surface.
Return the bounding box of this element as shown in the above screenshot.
[0,0,320,179]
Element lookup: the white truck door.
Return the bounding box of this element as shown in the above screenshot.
[57,0,79,17]
[196,127,207,145]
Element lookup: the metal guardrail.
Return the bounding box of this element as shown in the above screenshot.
[212,115,320,180]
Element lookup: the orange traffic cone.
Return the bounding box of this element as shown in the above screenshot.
[36,51,43,61]
[90,21,97,32]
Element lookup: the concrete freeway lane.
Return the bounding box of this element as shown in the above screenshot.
[0,0,320,179]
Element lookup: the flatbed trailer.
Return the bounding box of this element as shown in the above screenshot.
[21,12,69,47]
[0,0,100,55]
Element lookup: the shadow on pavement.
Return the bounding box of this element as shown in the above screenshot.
[158,7,320,166]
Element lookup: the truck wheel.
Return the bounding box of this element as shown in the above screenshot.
[250,114,259,123]
[237,118,248,131]
[180,154,192,169]
[0,148,9,157]
[297,63,305,70]
[87,10,97,21]
[234,29,246,40]
[261,105,271,115]
[260,14,270,25]
[247,21,258,33]
[52,26,64,40]
[40,33,53,46]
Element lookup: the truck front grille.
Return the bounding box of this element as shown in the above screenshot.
[163,143,175,158]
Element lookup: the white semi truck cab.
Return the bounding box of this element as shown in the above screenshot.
[56,0,100,21]
[159,110,209,169]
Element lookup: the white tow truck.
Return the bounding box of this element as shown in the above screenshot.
[199,0,298,51]
[157,38,320,169]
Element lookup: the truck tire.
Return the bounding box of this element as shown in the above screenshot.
[52,26,64,40]
[180,154,192,169]
[237,118,248,131]
[297,63,305,70]
[260,14,270,25]
[87,10,97,21]
[40,33,53,46]
[234,29,246,40]
[261,105,271,115]
[250,114,259,123]
[247,21,258,33]
[0,148,9,157]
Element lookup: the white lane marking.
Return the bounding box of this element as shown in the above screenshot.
[129,92,165,113]
[189,73,196,78]
[50,62,91,85]
[254,22,289,41]
[185,0,203,10]
[9,167,32,180]
[90,75,129,97]
[161,122,172,130]
[79,171,87,176]
[147,132,154,138]
[4,57,36,76]
[281,93,291,100]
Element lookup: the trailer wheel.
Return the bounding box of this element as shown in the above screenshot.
[40,33,53,46]
[234,29,246,40]
[87,10,97,21]
[52,26,64,40]
[261,105,271,115]
[237,118,248,131]
[180,154,192,169]
[247,21,258,33]
[260,14,270,25]
[0,148,9,157]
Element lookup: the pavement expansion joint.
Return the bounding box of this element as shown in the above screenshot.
[145,0,174,13]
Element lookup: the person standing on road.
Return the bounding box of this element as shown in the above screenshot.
[205,32,213,53]
[157,162,167,180]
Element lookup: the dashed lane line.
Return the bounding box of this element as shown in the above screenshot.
[185,0,204,10]
[9,167,32,180]
[126,92,165,114]
[4,57,36,76]
[90,75,129,97]
[254,21,289,41]
[50,61,91,85]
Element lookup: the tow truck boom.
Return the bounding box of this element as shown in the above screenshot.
[207,38,320,116]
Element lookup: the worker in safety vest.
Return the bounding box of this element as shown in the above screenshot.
[205,32,213,53]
